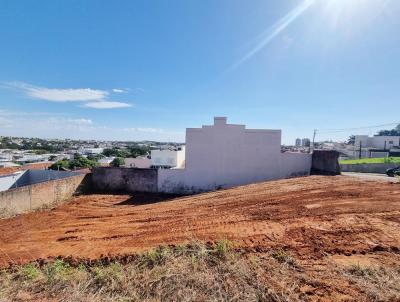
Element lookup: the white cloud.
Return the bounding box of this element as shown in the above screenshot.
[123,127,164,133]
[0,110,184,142]
[67,118,93,125]
[3,81,132,109]
[83,101,132,109]
[6,81,108,102]
[112,88,127,93]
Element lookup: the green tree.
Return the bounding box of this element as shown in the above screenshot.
[49,153,98,170]
[128,146,150,158]
[110,157,125,167]
[347,135,355,145]
[377,124,400,136]
[49,160,70,170]
[102,148,130,158]
[87,154,103,161]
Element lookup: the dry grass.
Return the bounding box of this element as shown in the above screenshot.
[1,241,399,302]
[0,240,286,302]
[0,207,17,219]
[341,263,400,302]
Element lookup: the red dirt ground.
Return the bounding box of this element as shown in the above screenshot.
[1,175,399,267]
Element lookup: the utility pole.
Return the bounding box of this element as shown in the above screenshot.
[311,129,317,153]
[359,141,362,159]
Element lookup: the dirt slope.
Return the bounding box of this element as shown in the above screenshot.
[1,175,399,266]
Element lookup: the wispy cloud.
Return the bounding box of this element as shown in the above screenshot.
[83,101,132,109]
[123,127,164,133]
[2,81,132,109]
[0,110,184,141]
[112,88,128,93]
[227,0,315,72]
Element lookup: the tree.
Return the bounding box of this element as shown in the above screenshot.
[110,157,125,167]
[102,148,130,158]
[49,160,70,170]
[347,135,355,145]
[376,124,400,136]
[128,146,150,158]
[49,153,98,170]
[87,154,103,161]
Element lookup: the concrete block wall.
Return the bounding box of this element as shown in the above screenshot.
[311,150,341,175]
[0,173,89,216]
[340,163,399,174]
[92,167,158,193]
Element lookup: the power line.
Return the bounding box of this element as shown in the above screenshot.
[315,122,400,134]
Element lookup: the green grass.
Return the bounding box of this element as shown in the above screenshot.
[340,157,400,165]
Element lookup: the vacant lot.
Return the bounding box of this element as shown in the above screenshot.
[340,156,400,164]
[1,175,399,301]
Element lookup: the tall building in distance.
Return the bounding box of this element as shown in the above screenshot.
[295,138,301,147]
[301,138,311,147]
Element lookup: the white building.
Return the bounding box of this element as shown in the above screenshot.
[301,138,311,147]
[151,146,185,168]
[295,138,301,147]
[351,135,400,158]
[354,135,400,149]
[158,117,311,193]
[98,157,115,166]
[80,148,104,155]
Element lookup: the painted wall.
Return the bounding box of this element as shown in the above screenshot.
[158,117,311,193]
[0,173,89,216]
[92,167,158,193]
[281,152,312,177]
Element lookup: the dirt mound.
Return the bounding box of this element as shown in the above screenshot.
[0,175,399,300]
[1,175,399,264]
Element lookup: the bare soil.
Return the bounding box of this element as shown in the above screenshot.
[1,175,399,301]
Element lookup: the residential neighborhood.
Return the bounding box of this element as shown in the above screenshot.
[1,1,400,301]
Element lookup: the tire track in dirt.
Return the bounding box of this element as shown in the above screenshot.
[0,175,399,266]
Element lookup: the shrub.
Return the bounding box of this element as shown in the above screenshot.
[18,263,40,280]
[215,238,232,258]
[110,157,125,167]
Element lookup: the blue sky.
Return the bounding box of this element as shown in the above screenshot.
[0,0,399,144]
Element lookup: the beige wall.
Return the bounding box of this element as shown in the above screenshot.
[0,174,88,216]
